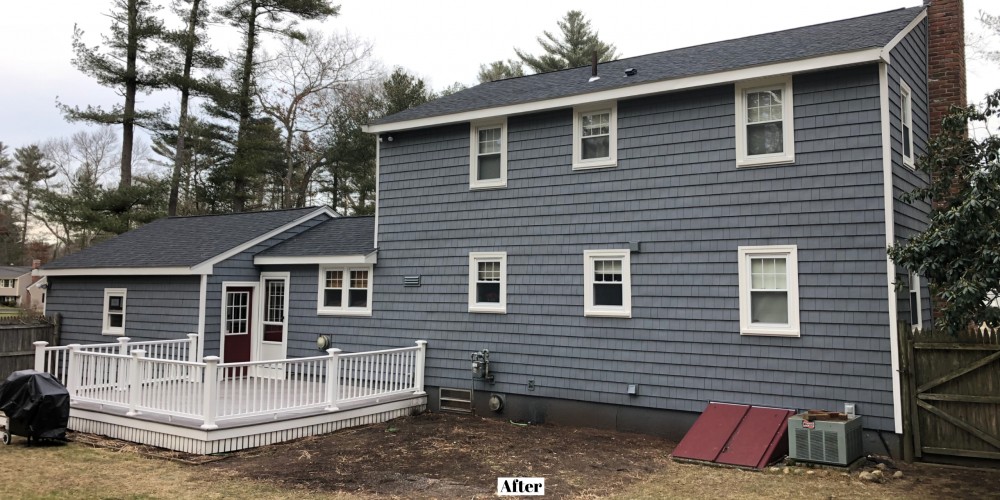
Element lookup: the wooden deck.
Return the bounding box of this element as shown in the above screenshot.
[35,338,429,454]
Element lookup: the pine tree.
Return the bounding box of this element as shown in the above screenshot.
[216,0,339,212]
[477,59,524,83]
[514,11,619,74]
[60,0,167,188]
[5,145,56,246]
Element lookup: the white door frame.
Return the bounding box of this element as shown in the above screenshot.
[219,281,258,363]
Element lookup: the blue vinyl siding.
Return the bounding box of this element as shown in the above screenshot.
[888,19,932,328]
[281,64,897,431]
[47,276,201,344]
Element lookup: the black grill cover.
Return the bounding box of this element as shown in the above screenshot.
[0,370,70,440]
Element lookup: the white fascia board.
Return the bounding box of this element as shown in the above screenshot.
[37,266,195,277]
[190,207,336,274]
[254,251,377,266]
[363,48,885,134]
[880,9,928,64]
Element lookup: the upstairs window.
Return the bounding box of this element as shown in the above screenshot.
[573,103,618,169]
[317,266,373,316]
[583,249,631,318]
[469,119,507,189]
[735,77,795,167]
[468,252,507,314]
[900,80,914,168]
[0,279,15,288]
[102,288,127,335]
[738,246,800,336]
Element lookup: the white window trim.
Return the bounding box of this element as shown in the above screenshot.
[468,252,507,314]
[572,102,618,170]
[102,288,127,336]
[909,272,923,330]
[583,249,631,318]
[469,119,507,189]
[735,76,795,167]
[900,79,914,168]
[738,245,800,336]
[316,265,373,316]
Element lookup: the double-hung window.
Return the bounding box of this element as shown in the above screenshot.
[317,266,373,316]
[738,246,800,336]
[900,80,914,167]
[102,288,127,335]
[583,249,631,318]
[468,252,506,313]
[469,119,507,189]
[572,103,618,169]
[735,77,795,166]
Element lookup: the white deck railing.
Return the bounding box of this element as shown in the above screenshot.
[34,338,428,429]
[35,334,199,386]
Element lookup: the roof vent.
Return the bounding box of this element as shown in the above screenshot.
[624,68,637,77]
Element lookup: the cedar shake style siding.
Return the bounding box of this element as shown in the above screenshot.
[359,62,902,432]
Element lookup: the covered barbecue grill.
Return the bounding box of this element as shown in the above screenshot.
[0,370,70,445]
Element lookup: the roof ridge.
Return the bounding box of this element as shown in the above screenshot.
[166,206,323,220]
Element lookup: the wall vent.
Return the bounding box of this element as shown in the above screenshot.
[403,276,421,287]
[787,414,863,466]
[439,388,472,413]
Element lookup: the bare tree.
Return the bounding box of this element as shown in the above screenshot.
[256,29,378,208]
[43,127,120,190]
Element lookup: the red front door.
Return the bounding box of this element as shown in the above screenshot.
[223,287,253,363]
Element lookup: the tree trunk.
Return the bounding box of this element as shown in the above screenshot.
[169,0,202,216]
[232,0,259,213]
[19,194,30,246]
[120,0,138,189]
[283,126,294,208]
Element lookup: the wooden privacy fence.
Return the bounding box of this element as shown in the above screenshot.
[0,320,58,378]
[899,321,1000,462]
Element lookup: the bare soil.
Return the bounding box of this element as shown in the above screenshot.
[211,411,671,498]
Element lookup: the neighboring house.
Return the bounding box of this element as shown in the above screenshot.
[38,207,378,365]
[39,3,969,457]
[0,266,31,307]
[358,4,952,455]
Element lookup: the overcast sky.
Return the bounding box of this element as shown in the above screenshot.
[0,0,997,151]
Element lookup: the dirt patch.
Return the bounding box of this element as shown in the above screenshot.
[210,411,673,498]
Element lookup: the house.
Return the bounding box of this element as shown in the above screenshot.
[38,2,967,457]
[26,276,46,312]
[0,266,31,308]
[38,206,379,363]
[359,3,951,456]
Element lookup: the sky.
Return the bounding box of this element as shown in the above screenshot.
[0,0,997,151]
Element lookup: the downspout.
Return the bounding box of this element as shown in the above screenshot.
[879,61,903,434]
[197,273,208,362]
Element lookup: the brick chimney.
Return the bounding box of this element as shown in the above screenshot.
[31,259,41,284]
[926,0,967,137]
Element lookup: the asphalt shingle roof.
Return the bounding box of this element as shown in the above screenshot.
[256,216,375,258]
[0,266,31,278]
[372,7,923,127]
[43,207,323,270]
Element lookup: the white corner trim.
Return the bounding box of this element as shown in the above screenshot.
[197,274,208,362]
[364,48,884,134]
[38,266,194,277]
[374,136,380,248]
[879,62,903,435]
[191,206,336,274]
[880,9,928,64]
[253,252,377,266]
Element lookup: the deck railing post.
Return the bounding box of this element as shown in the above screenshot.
[325,348,342,411]
[187,333,199,363]
[117,337,131,355]
[126,349,146,416]
[65,344,81,403]
[414,340,427,396]
[201,356,220,430]
[33,341,48,372]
